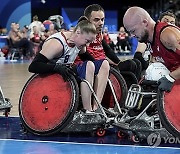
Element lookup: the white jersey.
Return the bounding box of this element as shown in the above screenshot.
[46,32,80,64]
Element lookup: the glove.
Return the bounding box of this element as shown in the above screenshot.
[54,64,75,81]
[158,75,175,92]
[134,52,149,70]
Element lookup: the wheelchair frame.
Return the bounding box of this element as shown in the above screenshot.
[113,82,174,142]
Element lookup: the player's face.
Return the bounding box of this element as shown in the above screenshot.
[126,22,149,43]
[89,11,105,33]
[75,32,96,48]
[161,15,175,25]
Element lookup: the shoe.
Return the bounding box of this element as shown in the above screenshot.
[94,108,103,114]
[85,110,94,114]
[81,109,101,115]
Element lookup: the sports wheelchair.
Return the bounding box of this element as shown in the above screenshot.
[19,67,128,136]
[0,86,12,117]
[113,79,180,142]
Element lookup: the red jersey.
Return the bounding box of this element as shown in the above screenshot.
[74,33,106,64]
[150,22,180,71]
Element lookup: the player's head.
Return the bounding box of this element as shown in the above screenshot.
[123,6,152,43]
[159,11,176,25]
[73,17,96,48]
[84,4,105,33]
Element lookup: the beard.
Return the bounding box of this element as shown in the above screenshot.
[139,30,149,43]
[96,26,103,33]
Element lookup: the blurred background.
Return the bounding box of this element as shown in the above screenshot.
[0,0,179,32]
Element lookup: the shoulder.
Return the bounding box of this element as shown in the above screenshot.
[160,26,180,50]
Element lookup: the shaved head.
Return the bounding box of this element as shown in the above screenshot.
[123,6,155,43]
[123,6,151,29]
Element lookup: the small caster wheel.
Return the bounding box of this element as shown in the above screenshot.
[96,128,106,137]
[117,131,125,139]
[131,135,140,143]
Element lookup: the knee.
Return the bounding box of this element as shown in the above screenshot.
[86,61,95,74]
[100,60,110,74]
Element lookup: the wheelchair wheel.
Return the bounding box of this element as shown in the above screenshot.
[157,80,180,137]
[120,71,138,89]
[102,67,128,109]
[19,73,79,136]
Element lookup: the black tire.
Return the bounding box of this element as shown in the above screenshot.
[102,67,128,109]
[120,71,138,89]
[19,73,79,136]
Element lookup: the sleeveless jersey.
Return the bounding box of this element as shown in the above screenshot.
[74,33,106,64]
[45,32,80,64]
[150,22,180,71]
[87,33,106,60]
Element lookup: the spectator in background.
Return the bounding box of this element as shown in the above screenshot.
[21,25,29,39]
[8,22,33,58]
[103,27,115,50]
[47,23,58,36]
[30,26,46,43]
[29,15,45,37]
[29,26,46,54]
[116,26,131,52]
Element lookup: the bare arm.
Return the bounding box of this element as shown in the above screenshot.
[160,26,180,80]
[40,38,63,60]
[160,26,180,53]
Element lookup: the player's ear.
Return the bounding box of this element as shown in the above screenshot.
[142,19,148,27]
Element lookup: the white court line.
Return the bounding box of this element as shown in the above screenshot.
[0,139,180,150]
[0,116,180,150]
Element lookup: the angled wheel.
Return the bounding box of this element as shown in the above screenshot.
[19,73,79,136]
[157,79,180,137]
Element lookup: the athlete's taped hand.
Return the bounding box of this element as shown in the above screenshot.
[158,75,175,92]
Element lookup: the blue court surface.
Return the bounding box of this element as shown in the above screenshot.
[0,116,180,154]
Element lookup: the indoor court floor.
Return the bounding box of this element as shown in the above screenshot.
[0,60,180,154]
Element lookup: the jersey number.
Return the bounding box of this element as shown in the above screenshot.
[64,55,70,63]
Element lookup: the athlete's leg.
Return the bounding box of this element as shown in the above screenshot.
[92,59,110,111]
[78,61,95,111]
